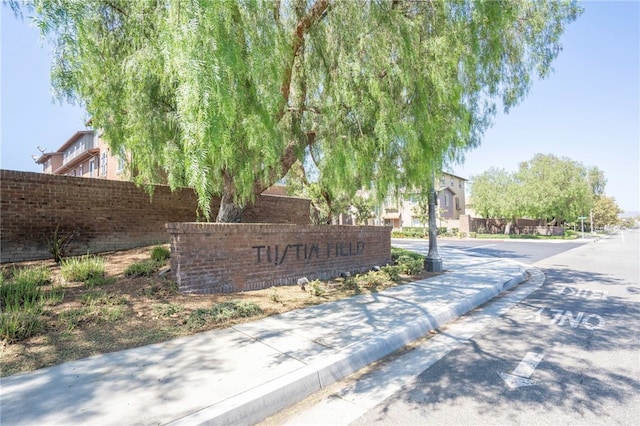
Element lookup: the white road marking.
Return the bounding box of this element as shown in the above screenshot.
[499,352,545,389]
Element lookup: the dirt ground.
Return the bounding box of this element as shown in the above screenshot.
[1,246,437,378]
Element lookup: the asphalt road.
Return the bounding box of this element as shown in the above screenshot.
[393,236,587,264]
[268,231,640,425]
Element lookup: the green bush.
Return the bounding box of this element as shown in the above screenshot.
[341,276,360,293]
[124,260,158,277]
[61,255,107,283]
[357,271,387,288]
[391,247,423,262]
[186,300,263,330]
[151,246,171,263]
[396,255,423,275]
[0,280,41,313]
[0,311,42,342]
[309,280,325,297]
[84,275,116,288]
[382,265,402,281]
[11,265,51,287]
[153,303,184,317]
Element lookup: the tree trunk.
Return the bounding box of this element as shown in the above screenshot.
[216,171,246,223]
[216,194,246,223]
[504,217,516,235]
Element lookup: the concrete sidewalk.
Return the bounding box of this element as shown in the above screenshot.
[0,248,531,426]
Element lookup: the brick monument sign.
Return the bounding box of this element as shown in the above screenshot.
[166,223,392,294]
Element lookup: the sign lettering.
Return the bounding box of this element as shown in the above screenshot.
[252,241,365,265]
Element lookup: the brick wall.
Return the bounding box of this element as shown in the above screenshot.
[166,223,392,294]
[0,170,310,263]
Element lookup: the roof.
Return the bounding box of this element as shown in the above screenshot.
[35,152,63,164]
[57,130,94,152]
[442,171,468,181]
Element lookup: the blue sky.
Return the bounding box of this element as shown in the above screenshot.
[1,1,639,213]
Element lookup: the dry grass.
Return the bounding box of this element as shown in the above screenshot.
[0,246,437,378]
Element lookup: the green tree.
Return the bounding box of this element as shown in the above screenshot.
[516,154,593,225]
[587,166,607,197]
[470,168,522,218]
[16,0,581,222]
[591,195,622,229]
[411,195,430,236]
[351,194,375,225]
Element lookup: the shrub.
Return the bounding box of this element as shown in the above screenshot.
[269,286,281,302]
[186,300,263,330]
[84,275,116,288]
[309,280,325,297]
[80,291,127,307]
[11,265,51,287]
[124,260,157,277]
[358,271,387,289]
[151,246,171,263]
[396,255,423,275]
[153,303,184,318]
[0,280,41,313]
[48,225,76,263]
[0,312,42,342]
[341,276,360,293]
[61,255,107,283]
[382,265,402,281]
[391,247,423,263]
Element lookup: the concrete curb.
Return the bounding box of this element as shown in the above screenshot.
[168,269,529,426]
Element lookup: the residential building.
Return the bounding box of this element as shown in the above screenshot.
[377,172,467,229]
[35,130,130,180]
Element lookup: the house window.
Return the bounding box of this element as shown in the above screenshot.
[450,179,454,186]
[78,164,83,177]
[444,194,449,207]
[459,181,462,189]
[456,197,460,210]
[100,152,108,176]
[89,159,95,177]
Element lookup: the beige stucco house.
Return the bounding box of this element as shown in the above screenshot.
[377,172,467,229]
[36,130,129,181]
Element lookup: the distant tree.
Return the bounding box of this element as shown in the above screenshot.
[620,216,640,229]
[15,0,581,222]
[470,168,521,219]
[587,166,607,197]
[516,154,593,225]
[351,195,375,225]
[591,196,622,229]
[411,196,430,235]
[286,161,350,224]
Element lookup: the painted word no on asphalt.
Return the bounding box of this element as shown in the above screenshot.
[527,307,605,330]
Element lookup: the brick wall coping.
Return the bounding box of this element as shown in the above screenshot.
[165,223,389,233]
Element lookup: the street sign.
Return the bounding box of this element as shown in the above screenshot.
[577,216,587,220]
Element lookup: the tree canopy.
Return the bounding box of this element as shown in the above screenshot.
[591,195,622,229]
[18,0,581,221]
[470,154,603,225]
